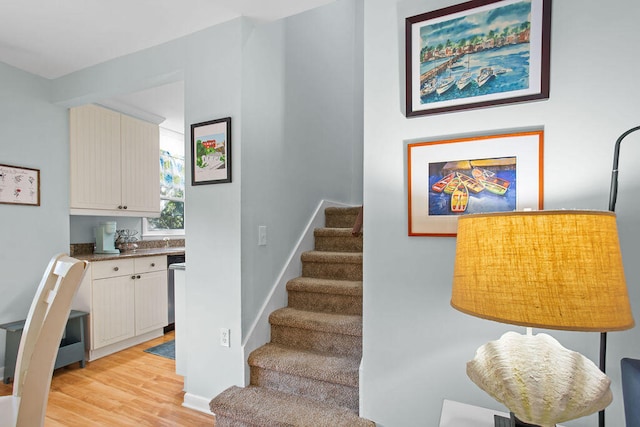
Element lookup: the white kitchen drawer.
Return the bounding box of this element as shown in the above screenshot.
[92,259,134,279]
[134,255,167,273]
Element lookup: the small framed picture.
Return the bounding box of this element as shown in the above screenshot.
[0,164,40,206]
[191,117,232,185]
[407,130,544,236]
[405,0,551,117]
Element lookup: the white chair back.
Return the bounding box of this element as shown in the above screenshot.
[0,254,88,427]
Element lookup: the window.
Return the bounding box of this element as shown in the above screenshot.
[143,128,185,237]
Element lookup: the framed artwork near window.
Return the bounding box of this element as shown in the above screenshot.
[407,130,544,236]
[191,117,232,185]
[405,0,551,117]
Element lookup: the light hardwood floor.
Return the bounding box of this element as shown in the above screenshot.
[0,331,215,426]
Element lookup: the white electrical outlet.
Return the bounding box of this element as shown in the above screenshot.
[220,328,230,347]
[258,225,267,246]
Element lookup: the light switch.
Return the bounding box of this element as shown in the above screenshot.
[258,226,267,246]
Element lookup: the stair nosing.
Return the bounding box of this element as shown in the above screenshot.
[270,307,362,336]
[248,343,359,387]
[301,250,363,263]
[314,227,358,235]
[210,385,374,427]
[286,277,363,296]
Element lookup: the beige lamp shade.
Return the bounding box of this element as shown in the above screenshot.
[451,210,634,332]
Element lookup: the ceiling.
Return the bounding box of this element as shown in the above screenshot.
[1,0,334,133]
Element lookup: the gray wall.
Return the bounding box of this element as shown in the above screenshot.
[70,216,141,244]
[0,62,70,369]
[360,1,640,426]
[3,1,636,426]
[240,0,364,337]
[182,19,246,401]
[45,0,364,406]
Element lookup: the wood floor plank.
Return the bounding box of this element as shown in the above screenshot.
[0,331,215,426]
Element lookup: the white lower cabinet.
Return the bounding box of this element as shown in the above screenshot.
[74,255,168,361]
[135,269,169,335]
[92,273,136,348]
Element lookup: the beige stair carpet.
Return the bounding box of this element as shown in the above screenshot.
[210,206,374,426]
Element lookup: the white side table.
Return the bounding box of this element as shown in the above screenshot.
[439,399,509,427]
[439,400,565,427]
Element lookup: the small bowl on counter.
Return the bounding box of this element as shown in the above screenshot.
[117,242,139,252]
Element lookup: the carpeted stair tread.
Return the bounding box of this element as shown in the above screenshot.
[248,343,359,387]
[301,250,362,264]
[210,385,375,427]
[286,276,362,296]
[270,307,362,336]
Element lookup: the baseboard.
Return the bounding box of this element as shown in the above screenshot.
[89,329,164,361]
[182,392,215,416]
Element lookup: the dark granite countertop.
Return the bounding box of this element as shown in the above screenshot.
[73,246,185,262]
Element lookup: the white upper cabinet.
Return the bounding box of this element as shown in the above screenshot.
[120,114,161,214]
[70,104,160,216]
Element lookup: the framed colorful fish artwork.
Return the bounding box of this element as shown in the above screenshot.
[407,130,543,236]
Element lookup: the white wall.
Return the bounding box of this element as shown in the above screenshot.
[361,1,640,426]
[70,216,141,244]
[6,1,636,425]
[183,19,246,402]
[0,63,70,371]
[240,0,364,337]
[45,1,365,407]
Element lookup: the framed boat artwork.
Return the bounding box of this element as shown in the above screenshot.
[191,117,232,185]
[405,0,551,117]
[407,130,544,236]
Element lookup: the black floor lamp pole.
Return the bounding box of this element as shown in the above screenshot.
[601,125,640,427]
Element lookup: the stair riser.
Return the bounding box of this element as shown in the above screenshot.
[250,368,359,412]
[287,291,362,315]
[315,236,362,252]
[324,207,360,228]
[270,325,362,358]
[303,262,362,281]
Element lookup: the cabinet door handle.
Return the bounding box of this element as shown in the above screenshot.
[137,275,141,279]
[151,263,156,267]
[131,275,136,279]
[114,266,119,272]
[123,206,128,209]
[118,205,123,209]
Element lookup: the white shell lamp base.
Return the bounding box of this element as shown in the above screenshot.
[467,331,612,427]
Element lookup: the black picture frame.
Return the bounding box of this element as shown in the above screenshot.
[405,0,551,117]
[191,117,232,185]
[0,163,40,206]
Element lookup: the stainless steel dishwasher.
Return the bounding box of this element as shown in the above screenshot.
[165,254,186,333]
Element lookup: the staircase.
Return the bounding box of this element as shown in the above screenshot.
[210,206,374,426]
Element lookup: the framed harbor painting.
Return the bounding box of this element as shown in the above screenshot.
[407,130,543,236]
[191,117,232,185]
[0,163,40,206]
[405,0,551,117]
